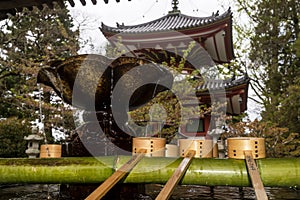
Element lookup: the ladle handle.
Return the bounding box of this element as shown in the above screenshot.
[156,150,196,200]
[85,149,147,200]
[244,150,268,200]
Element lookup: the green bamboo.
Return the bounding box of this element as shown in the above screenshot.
[0,157,299,187]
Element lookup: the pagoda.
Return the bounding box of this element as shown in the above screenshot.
[101,0,234,64]
[100,0,249,137]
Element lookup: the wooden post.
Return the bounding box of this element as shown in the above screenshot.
[85,149,146,200]
[155,150,196,200]
[244,150,268,200]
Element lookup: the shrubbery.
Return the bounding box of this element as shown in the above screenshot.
[0,118,31,158]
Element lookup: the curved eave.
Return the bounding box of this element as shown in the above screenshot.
[100,9,232,34]
[101,15,231,38]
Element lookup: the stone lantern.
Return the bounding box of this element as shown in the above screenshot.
[24,126,43,158]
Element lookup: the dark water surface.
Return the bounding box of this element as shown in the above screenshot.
[1,184,299,200]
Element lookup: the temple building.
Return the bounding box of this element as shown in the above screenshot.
[100,0,234,64]
[100,0,249,138]
[180,76,249,137]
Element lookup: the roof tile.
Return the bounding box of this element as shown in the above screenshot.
[197,76,250,91]
[101,8,232,33]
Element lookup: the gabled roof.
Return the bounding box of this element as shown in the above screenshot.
[0,0,129,20]
[101,9,231,34]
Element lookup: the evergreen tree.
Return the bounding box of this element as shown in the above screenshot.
[222,0,300,157]
[236,0,300,133]
[0,3,79,157]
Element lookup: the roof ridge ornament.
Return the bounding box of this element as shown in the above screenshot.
[169,0,181,14]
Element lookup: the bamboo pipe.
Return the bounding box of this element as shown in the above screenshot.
[0,157,299,187]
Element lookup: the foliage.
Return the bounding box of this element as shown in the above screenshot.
[222,119,300,157]
[223,0,300,158]
[128,42,213,141]
[234,0,300,133]
[0,118,31,158]
[0,3,79,155]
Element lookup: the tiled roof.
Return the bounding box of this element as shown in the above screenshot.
[197,75,250,91]
[195,76,249,115]
[101,9,231,33]
[0,0,128,20]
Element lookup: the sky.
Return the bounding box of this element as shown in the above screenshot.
[67,0,261,121]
